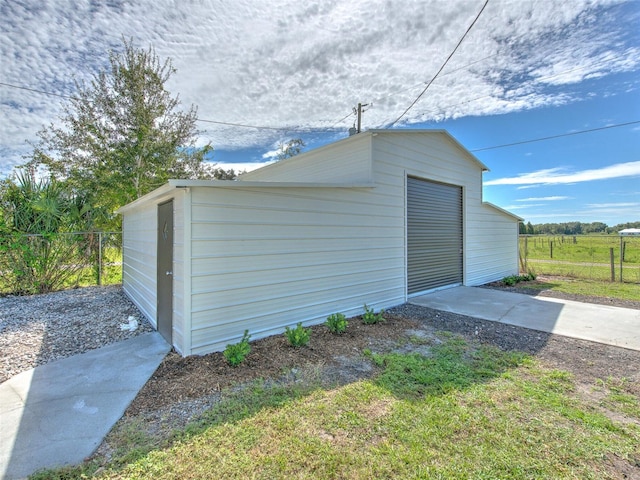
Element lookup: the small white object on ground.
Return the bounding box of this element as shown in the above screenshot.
[119,316,138,332]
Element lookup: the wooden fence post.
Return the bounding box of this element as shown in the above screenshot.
[550,241,553,259]
[610,247,615,282]
[620,236,623,283]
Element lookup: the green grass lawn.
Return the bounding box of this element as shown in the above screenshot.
[513,275,640,302]
[524,261,640,284]
[520,235,640,284]
[34,335,640,480]
[521,235,640,264]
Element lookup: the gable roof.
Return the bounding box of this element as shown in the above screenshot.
[483,201,523,221]
[241,129,489,181]
[368,129,489,172]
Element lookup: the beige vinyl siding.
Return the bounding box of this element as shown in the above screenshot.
[122,201,158,326]
[369,131,518,289]
[465,204,520,285]
[187,185,404,354]
[240,133,373,183]
[121,190,186,353]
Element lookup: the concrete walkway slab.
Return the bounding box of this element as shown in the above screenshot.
[410,286,640,351]
[0,332,169,480]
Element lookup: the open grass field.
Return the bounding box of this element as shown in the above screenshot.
[513,275,640,302]
[520,235,640,283]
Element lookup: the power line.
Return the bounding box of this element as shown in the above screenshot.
[0,81,72,99]
[470,120,640,152]
[3,76,637,146]
[330,110,356,128]
[416,51,634,119]
[389,0,490,127]
[195,117,291,131]
[0,80,302,133]
[370,52,502,107]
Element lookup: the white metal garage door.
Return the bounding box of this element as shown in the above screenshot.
[407,176,463,294]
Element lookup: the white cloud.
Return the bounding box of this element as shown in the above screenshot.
[485,161,640,186]
[587,202,640,208]
[1,0,638,175]
[502,204,545,210]
[220,162,274,174]
[516,196,571,202]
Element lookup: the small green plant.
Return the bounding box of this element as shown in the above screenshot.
[362,304,385,324]
[502,272,537,286]
[325,312,348,334]
[284,323,310,347]
[223,330,251,366]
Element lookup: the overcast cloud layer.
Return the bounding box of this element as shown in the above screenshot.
[1,0,639,175]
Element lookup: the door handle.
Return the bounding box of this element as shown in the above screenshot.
[166,271,173,276]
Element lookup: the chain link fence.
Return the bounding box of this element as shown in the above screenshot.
[0,231,122,295]
[519,234,640,284]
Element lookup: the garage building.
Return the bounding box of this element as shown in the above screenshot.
[118,130,521,355]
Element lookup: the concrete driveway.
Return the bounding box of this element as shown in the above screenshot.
[410,286,640,351]
[0,332,169,479]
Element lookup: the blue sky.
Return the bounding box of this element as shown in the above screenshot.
[1,0,639,225]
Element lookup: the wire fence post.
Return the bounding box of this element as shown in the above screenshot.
[620,235,623,283]
[98,231,103,286]
[610,247,615,282]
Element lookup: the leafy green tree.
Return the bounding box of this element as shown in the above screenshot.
[526,221,535,235]
[211,167,239,180]
[583,222,608,234]
[27,39,214,228]
[612,221,640,232]
[519,222,527,234]
[276,138,306,161]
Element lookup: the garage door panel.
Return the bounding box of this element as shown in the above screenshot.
[407,177,463,294]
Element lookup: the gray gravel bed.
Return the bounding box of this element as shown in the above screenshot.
[0,285,154,383]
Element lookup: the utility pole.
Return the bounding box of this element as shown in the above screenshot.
[354,102,369,133]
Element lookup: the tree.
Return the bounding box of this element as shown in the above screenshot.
[526,221,535,235]
[276,138,306,161]
[210,167,238,180]
[27,39,213,228]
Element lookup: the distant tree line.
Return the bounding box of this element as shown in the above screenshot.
[519,221,640,235]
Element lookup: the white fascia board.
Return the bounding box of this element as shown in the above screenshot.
[116,183,175,214]
[167,179,376,189]
[483,201,523,221]
[118,180,376,214]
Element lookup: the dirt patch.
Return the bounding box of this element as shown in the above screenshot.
[127,315,415,415]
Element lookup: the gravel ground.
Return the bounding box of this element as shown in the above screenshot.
[0,285,153,383]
